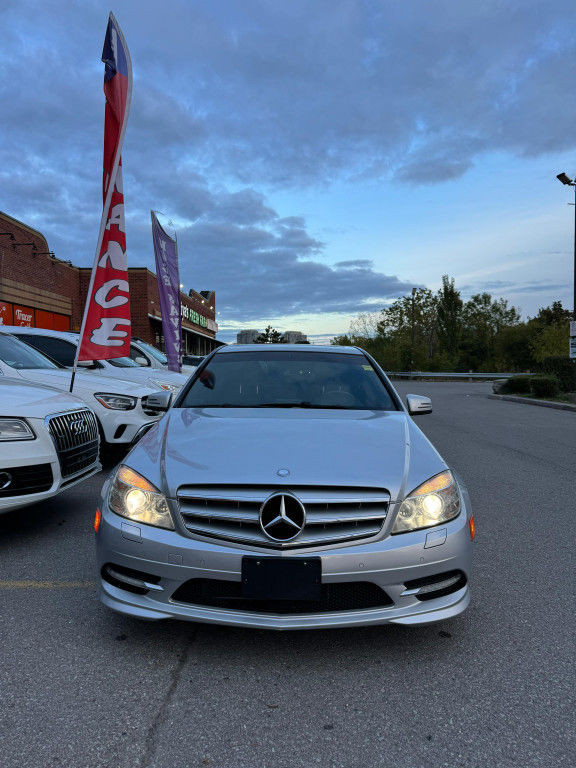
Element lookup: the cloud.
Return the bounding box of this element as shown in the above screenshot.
[335,259,374,269]
[463,279,568,298]
[0,0,573,331]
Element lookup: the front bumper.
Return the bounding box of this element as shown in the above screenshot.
[96,494,473,629]
[95,403,159,446]
[0,428,100,515]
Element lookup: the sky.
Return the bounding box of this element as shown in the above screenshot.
[0,0,575,344]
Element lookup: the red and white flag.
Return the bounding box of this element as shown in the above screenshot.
[76,13,132,363]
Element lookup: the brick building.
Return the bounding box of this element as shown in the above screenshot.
[0,210,220,355]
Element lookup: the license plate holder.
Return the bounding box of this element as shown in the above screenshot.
[241,557,322,600]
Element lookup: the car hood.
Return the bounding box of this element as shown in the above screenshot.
[131,408,447,501]
[13,368,157,397]
[0,377,88,418]
[99,366,189,388]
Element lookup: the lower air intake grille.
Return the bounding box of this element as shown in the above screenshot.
[171,579,393,614]
[0,464,53,497]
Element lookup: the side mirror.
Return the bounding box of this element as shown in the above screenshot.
[134,356,149,367]
[145,390,173,412]
[77,360,98,369]
[406,394,432,415]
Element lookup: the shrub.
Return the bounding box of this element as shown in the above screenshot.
[530,376,560,399]
[501,375,532,394]
[537,357,576,392]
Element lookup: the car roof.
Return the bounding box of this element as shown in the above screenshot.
[218,344,362,354]
[2,326,79,340]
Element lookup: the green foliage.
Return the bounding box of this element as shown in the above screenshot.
[529,323,569,363]
[254,325,284,343]
[501,376,532,394]
[538,357,576,392]
[340,281,570,375]
[530,376,560,398]
[331,334,352,345]
[436,275,463,359]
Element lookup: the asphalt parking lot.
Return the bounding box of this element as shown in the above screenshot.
[1,381,574,768]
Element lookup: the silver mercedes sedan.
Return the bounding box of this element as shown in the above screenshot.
[95,345,474,629]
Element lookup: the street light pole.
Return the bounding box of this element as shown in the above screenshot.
[556,172,576,320]
[573,182,575,321]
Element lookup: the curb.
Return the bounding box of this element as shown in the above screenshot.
[488,394,576,413]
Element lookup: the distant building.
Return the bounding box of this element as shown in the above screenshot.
[236,329,260,344]
[282,330,308,344]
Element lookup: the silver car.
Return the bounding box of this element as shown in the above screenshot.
[95,345,474,629]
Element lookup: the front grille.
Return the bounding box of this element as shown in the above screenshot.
[0,464,53,497]
[177,485,389,548]
[47,410,99,478]
[171,578,393,614]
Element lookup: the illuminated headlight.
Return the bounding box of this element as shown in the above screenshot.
[94,393,137,410]
[0,418,35,441]
[392,470,460,534]
[108,466,174,529]
[148,380,181,394]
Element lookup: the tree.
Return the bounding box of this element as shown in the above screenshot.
[436,275,463,363]
[527,301,571,364]
[529,324,569,363]
[460,293,521,370]
[531,301,571,327]
[254,325,284,343]
[376,288,438,369]
[331,334,353,345]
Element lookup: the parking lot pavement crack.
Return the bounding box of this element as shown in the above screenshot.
[138,638,194,768]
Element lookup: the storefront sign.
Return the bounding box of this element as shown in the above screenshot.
[13,305,35,327]
[0,301,70,330]
[0,301,13,325]
[181,304,208,328]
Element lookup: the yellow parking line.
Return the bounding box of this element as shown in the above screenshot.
[0,580,96,589]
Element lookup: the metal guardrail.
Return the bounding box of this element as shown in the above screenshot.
[388,371,527,380]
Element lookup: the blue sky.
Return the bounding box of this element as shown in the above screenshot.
[1,0,574,343]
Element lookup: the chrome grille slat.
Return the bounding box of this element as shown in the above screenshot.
[178,486,390,504]
[177,485,389,549]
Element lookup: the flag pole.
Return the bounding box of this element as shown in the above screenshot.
[70,12,133,392]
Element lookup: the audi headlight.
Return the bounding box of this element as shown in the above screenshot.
[148,380,181,394]
[392,470,460,534]
[0,418,35,441]
[109,466,174,529]
[94,393,137,410]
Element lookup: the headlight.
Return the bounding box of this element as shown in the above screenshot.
[148,380,181,394]
[0,418,35,441]
[94,393,137,410]
[108,466,174,529]
[392,470,460,534]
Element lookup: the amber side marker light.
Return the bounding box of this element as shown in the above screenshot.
[469,515,476,541]
[94,508,102,534]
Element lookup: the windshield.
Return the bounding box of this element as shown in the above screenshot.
[136,341,167,365]
[107,356,141,368]
[0,334,60,370]
[179,350,397,410]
